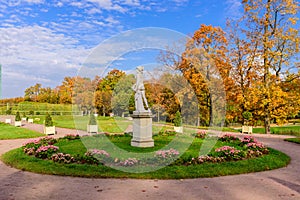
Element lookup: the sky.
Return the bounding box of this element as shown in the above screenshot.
[0,0,243,98]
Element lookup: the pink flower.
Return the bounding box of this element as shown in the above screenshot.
[36,145,59,153]
[155,148,179,159]
[23,138,41,146]
[86,149,110,157]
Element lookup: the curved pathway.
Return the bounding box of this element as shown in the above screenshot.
[0,119,299,199]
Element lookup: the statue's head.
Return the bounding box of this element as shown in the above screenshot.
[137,66,144,73]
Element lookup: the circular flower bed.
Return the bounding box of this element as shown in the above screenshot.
[21,133,269,167]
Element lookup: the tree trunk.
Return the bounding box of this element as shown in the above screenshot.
[263,0,271,135]
[208,95,213,126]
[264,112,271,134]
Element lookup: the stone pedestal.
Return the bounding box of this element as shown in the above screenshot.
[131,111,154,147]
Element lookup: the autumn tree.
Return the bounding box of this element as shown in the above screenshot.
[238,0,300,133]
[161,24,229,126]
[227,20,261,125]
[72,76,96,115]
[95,69,125,116]
[24,83,42,102]
[57,77,75,104]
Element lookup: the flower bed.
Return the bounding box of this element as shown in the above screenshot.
[190,134,269,165]
[21,133,270,168]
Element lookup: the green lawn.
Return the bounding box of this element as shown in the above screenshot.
[0,122,44,139]
[30,115,175,134]
[1,135,290,179]
[252,126,300,136]
[284,138,300,144]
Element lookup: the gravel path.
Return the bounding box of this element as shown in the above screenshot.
[0,117,299,200]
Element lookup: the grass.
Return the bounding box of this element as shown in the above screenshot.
[30,115,132,133]
[252,126,300,136]
[284,138,300,144]
[30,115,240,135]
[0,122,44,139]
[1,135,290,179]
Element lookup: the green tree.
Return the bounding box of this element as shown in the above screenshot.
[111,74,135,116]
[45,113,53,127]
[15,111,21,122]
[173,111,182,127]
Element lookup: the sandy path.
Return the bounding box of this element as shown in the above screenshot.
[0,117,299,199]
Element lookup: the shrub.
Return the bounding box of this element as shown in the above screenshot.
[51,153,76,164]
[213,146,245,161]
[62,134,80,140]
[45,113,53,127]
[241,135,257,144]
[6,108,12,115]
[23,147,35,155]
[173,111,182,127]
[84,149,110,164]
[15,111,21,122]
[88,114,97,125]
[219,133,240,142]
[193,130,207,138]
[35,145,59,159]
[189,155,225,165]
[155,148,180,159]
[158,130,177,136]
[22,137,57,154]
[119,158,139,167]
[29,110,34,115]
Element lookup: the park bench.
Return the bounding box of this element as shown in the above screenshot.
[242,126,253,134]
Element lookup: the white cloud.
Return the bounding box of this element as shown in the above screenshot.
[55,1,63,7]
[24,0,44,4]
[87,0,113,8]
[87,8,102,14]
[123,0,140,6]
[225,0,242,19]
[0,25,90,97]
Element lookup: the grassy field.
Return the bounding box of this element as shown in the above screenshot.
[284,138,300,144]
[252,126,300,136]
[0,102,76,115]
[1,135,290,179]
[0,122,44,139]
[30,115,170,133]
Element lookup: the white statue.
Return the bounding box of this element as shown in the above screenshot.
[132,66,150,112]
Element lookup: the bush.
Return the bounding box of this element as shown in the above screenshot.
[15,111,21,122]
[173,111,182,127]
[51,153,76,164]
[35,145,59,159]
[158,130,177,136]
[45,113,53,127]
[62,134,80,140]
[212,146,245,161]
[6,108,12,115]
[218,133,240,142]
[29,110,34,115]
[193,130,207,138]
[88,114,97,125]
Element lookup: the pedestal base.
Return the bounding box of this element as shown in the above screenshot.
[131,139,154,148]
[131,112,154,148]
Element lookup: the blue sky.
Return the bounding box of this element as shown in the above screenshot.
[0,0,243,98]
